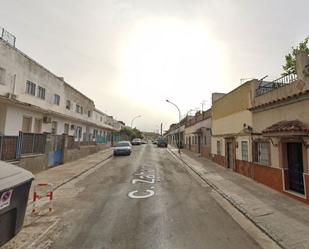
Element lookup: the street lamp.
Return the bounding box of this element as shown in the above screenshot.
[131,115,141,128]
[166,99,181,154]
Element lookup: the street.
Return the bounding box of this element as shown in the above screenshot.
[46,144,261,249]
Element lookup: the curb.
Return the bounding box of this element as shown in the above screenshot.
[168,148,284,249]
[27,150,113,207]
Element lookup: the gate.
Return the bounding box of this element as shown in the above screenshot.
[287,142,304,194]
[48,135,64,166]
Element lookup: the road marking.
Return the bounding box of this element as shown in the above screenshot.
[128,167,156,199]
[128,190,155,199]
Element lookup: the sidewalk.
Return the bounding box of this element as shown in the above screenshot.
[28,147,113,202]
[168,147,309,249]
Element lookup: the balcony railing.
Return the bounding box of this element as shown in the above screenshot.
[0,27,16,47]
[255,73,297,96]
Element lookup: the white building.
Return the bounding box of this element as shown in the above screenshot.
[0,32,118,141]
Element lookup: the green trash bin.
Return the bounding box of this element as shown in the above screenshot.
[0,160,34,247]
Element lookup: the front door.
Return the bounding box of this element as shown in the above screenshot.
[287,142,304,194]
[227,142,234,169]
[198,135,201,153]
[189,137,191,150]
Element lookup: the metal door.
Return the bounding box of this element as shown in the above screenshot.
[227,142,234,169]
[287,142,304,194]
[48,135,63,166]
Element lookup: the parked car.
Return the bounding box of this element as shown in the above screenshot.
[157,137,168,148]
[141,140,147,144]
[152,139,158,144]
[113,141,132,156]
[131,138,142,145]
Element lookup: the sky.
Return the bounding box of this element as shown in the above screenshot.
[0,0,308,132]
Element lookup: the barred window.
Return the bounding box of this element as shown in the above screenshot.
[241,141,249,161]
[217,140,221,155]
[37,86,45,100]
[26,81,36,95]
[253,141,270,166]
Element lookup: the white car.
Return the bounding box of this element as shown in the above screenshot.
[113,141,132,156]
[131,138,142,145]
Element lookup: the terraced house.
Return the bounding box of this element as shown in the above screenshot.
[0,29,122,171]
[167,51,309,205]
[249,51,309,203]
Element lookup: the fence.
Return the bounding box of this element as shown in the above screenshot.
[96,135,107,144]
[0,136,18,161]
[0,27,16,47]
[0,133,46,161]
[20,133,46,155]
[255,73,297,96]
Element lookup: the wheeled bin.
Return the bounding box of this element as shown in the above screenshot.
[0,160,34,247]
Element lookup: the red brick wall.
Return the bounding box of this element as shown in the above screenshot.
[201,147,211,159]
[212,154,225,167]
[253,164,283,192]
[235,160,253,178]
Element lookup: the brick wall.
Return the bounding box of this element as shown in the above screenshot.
[235,160,253,178]
[201,147,211,159]
[212,154,225,167]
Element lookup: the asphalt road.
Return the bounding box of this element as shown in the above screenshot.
[50,144,261,249]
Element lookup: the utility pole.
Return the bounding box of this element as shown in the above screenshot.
[160,123,163,136]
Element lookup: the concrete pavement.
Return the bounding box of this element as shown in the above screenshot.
[168,146,309,249]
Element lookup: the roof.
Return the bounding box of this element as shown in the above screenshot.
[250,89,309,111]
[262,120,309,135]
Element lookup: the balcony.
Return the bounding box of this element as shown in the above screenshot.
[255,74,297,97]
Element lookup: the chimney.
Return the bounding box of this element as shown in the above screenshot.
[295,51,309,82]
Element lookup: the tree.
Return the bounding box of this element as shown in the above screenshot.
[114,127,143,141]
[282,37,309,76]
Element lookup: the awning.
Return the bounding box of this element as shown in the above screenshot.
[262,120,309,137]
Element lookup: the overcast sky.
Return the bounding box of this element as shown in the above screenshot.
[0,0,308,132]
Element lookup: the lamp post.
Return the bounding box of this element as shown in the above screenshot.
[131,115,141,128]
[166,99,181,154]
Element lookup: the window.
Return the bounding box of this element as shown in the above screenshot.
[217,140,221,155]
[51,121,57,134]
[75,126,82,139]
[34,119,42,133]
[64,123,69,134]
[100,116,103,122]
[0,67,5,85]
[66,100,71,110]
[88,110,91,117]
[26,81,36,95]
[204,136,207,145]
[253,141,270,166]
[241,141,249,161]
[76,104,83,114]
[37,86,45,100]
[22,116,32,132]
[54,94,60,105]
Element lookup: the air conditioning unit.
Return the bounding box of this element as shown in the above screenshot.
[6,92,17,99]
[43,116,52,123]
[70,124,76,130]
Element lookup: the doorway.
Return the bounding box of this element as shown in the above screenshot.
[198,135,201,153]
[227,141,235,170]
[287,142,304,194]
